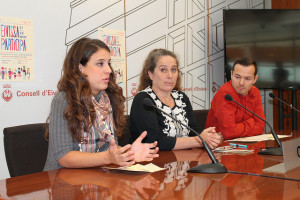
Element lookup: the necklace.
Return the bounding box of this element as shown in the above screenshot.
[152,88,175,108]
[160,96,175,108]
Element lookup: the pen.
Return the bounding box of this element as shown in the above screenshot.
[229,143,248,149]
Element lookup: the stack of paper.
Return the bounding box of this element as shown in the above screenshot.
[214,146,254,155]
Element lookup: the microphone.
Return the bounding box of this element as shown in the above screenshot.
[225,94,282,156]
[269,93,300,113]
[142,98,227,173]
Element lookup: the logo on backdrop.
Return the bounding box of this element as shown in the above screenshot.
[212,82,220,94]
[131,83,137,96]
[2,84,13,102]
[1,84,57,102]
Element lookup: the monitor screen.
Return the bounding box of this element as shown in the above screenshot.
[223,9,300,90]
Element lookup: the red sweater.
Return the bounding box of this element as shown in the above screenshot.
[205,81,265,140]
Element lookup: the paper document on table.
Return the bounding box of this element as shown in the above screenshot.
[226,134,292,143]
[104,163,166,173]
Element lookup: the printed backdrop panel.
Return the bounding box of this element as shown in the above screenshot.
[0,17,34,82]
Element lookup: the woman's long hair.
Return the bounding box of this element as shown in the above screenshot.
[45,38,125,141]
[138,48,182,91]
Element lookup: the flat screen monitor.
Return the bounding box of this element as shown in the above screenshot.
[223,9,300,90]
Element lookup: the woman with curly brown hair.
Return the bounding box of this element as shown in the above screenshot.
[129,49,222,151]
[44,38,158,171]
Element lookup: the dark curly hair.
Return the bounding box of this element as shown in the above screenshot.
[45,38,125,141]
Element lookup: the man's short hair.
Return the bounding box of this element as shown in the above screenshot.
[232,57,258,76]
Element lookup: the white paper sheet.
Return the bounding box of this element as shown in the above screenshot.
[103,163,166,173]
[226,134,292,143]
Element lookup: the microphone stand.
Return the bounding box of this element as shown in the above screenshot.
[270,93,300,113]
[270,92,299,131]
[227,96,282,156]
[152,106,227,173]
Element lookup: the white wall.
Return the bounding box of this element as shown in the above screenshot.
[0,0,272,180]
[0,0,71,179]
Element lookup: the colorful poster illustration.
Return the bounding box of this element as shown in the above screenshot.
[98,28,126,83]
[0,16,34,82]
